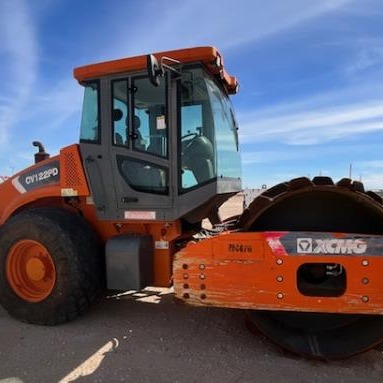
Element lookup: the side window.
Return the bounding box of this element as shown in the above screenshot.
[132,77,167,157]
[112,79,129,146]
[181,104,202,137]
[180,104,203,188]
[80,82,99,143]
[117,155,168,195]
[179,68,216,192]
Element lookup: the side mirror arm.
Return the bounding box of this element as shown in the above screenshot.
[147,54,164,87]
[147,54,182,86]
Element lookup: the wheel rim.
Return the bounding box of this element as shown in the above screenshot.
[6,239,56,302]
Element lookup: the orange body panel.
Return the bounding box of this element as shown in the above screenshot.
[73,46,238,94]
[59,144,91,196]
[0,144,90,224]
[0,144,181,286]
[173,231,383,314]
[76,204,182,287]
[83,216,182,287]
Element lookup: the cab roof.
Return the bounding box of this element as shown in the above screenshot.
[73,46,238,94]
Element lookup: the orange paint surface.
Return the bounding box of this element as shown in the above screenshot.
[73,46,238,94]
[173,231,383,314]
[0,144,182,287]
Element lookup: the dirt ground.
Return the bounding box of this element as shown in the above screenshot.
[1,195,383,383]
[1,292,383,383]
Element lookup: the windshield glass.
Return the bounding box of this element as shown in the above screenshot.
[205,76,241,180]
[179,67,241,191]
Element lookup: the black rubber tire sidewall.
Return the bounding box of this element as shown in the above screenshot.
[0,208,102,325]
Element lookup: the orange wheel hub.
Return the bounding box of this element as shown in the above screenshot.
[6,240,56,302]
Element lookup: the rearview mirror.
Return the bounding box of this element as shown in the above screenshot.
[147,54,164,87]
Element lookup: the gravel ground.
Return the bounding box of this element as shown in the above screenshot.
[1,291,383,383]
[1,195,383,382]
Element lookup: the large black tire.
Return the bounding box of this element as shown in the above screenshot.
[0,208,103,325]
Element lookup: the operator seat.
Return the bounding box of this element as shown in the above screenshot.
[119,115,165,192]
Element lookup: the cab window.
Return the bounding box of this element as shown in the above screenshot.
[117,156,168,195]
[180,104,203,188]
[80,82,100,143]
[132,77,167,157]
[179,68,216,192]
[111,79,129,146]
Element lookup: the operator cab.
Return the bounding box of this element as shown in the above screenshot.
[75,47,242,224]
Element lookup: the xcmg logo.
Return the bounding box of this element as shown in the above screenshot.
[297,238,367,255]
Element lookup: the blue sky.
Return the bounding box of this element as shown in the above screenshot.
[0,0,383,189]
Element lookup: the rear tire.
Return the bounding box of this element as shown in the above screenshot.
[0,208,103,325]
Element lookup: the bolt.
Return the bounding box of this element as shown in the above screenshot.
[199,264,206,270]
[182,264,188,270]
[361,259,369,267]
[276,258,283,265]
[183,293,190,299]
[277,292,284,299]
[362,296,369,303]
[276,276,283,282]
[183,283,189,289]
[200,294,207,300]
[361,278,369,285]
[183,273,189,280]
[199,274,206,280]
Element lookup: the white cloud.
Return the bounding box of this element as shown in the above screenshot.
[23,79,83,131]
[353,160,383,189]
[239,92,383,145]
[353,172,383,190]
[357,160,383,169]
[108,0,353,57]
[344,48,383,76]
[5,0,354,146]
[337,0,383,16]
[242,149,311,165]
[0,0,37,147]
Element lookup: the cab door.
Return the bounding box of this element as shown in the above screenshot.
[79,73,174,221]
[109,74,173,220]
